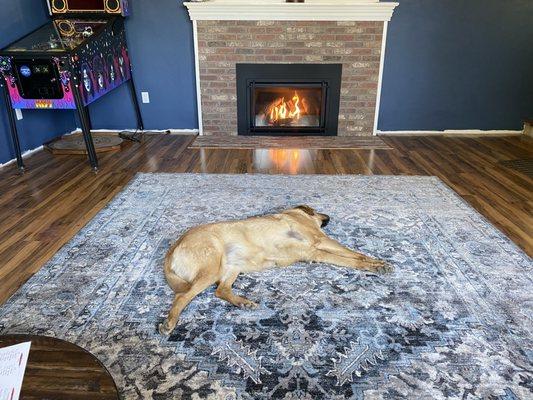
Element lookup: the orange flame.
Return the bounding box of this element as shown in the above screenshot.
[267,92,301,124]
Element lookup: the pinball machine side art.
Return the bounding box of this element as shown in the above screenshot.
[49,0,130,16]
[69,19,132,106]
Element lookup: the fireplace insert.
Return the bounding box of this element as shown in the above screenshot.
[237,64,342,136]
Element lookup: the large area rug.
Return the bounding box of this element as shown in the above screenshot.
[1,174,531,399]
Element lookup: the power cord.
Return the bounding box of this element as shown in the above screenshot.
[118,129,172,143]
[119,129,143,143]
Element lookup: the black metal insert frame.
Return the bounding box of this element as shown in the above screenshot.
[237,63,342,136]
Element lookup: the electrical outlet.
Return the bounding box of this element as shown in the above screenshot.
[15,109,23,120]
[141,91,150,104]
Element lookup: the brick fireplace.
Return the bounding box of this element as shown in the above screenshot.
[185,0,398,137]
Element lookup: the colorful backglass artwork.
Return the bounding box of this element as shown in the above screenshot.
[48,0,129,15]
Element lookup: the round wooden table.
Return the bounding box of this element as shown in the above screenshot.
[0,335,119,400]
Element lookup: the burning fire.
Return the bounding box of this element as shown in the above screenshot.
[267,92,301,125]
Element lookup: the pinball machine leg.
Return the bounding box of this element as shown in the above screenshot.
[73,87,99,172]
[84,105,93,131]
[79,107,99,172]
[1,81,25,173]
[128,77,144,131]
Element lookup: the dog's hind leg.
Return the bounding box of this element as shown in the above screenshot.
[215,271,257,309]
[159,275,216,336]
[312,237,393,274]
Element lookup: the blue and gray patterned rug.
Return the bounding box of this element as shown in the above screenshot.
[1,174,532,399]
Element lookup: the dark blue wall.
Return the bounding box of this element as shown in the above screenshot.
[379,0,533,131]
[1,0,532,163]
[0,0,75,164]
[88,0,198,130]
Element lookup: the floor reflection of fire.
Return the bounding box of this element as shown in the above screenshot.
[253,149,312,174]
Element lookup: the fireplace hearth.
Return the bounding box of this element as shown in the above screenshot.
[237,64,342,136]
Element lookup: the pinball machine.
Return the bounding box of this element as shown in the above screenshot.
[0,0,143,172]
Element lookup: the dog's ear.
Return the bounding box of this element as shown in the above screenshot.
[295,205,315,215]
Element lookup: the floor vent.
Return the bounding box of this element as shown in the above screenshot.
[500,158,533,178]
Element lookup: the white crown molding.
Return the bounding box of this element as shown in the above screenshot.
[192,21,204,135]
[184,0,399,22]
[373,21,387,136]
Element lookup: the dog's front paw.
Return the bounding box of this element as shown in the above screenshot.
[365,260,394,275]
[158,321,173,336]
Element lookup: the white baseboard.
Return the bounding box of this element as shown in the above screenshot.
[69,128,199,135]
[0,146,44,170]
[377,129,523,136]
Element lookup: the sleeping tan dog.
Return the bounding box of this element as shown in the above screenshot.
[159,205,393,335]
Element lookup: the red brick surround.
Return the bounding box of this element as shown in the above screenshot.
[196,20,383,136]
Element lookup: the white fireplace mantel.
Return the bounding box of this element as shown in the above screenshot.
[186,0,398,135]
[184,0,399,22]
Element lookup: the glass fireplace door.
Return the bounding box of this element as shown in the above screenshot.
[250,83,327,134]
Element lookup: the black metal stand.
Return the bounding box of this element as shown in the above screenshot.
[1,79,25,173]
[128,77,144,131]
[84,105,93,131]
[72,82,99,172]
[119,77,145,143]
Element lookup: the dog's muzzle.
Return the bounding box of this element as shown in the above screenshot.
[321,215,330,227]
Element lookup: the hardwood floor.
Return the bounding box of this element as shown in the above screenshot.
[0,133,531,305]
[0,335,119,399]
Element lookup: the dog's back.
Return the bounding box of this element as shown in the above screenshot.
[164,212,314,289]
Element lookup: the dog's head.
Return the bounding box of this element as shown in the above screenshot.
[290,205,330,228]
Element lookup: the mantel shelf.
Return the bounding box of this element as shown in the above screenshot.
[184,0,399,22]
